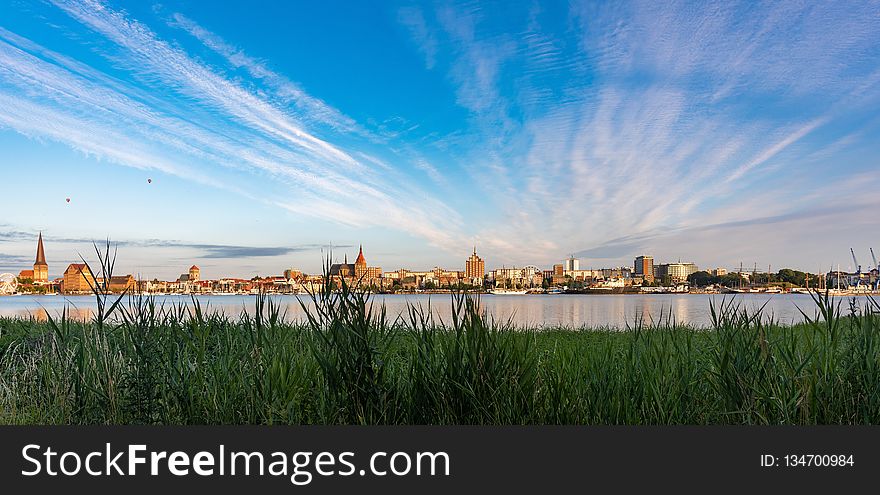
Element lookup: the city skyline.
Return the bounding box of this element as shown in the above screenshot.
[2,1,880,277]
[11,230,873,298]
[3,231,869,284]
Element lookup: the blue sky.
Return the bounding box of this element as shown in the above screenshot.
[1,0,879,280]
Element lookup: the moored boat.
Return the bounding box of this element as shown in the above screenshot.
[488,288,528,295]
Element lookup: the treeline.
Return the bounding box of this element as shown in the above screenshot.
[688,268,819,288]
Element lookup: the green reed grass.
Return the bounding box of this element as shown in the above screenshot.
[0,251,878,425]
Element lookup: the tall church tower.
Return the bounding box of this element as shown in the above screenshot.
[354,245,367,279]
[33,232,48,283]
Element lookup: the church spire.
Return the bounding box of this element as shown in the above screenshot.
[355,244,366,265]
[32,231,49,283]
[34,232,47,266]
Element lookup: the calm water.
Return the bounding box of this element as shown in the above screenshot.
[0,293,866,328]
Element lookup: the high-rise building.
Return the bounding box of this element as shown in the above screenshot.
[634,255,654,283]
[465,247,485,280]
[553,264,564,277]
[564,256,580,273]
[657,262,698,283]
[189,265,200,282]
[33,232,48,283]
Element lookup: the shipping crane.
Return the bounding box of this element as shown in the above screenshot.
[850,248,862,289]
[872,248,879,291]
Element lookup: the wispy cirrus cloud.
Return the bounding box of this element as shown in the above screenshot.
[0,0,465,254]
[398,6,438,70]
[397,0,880,268]
[724,118,827,183]
[48,0,358,168]
[166,12,372,139]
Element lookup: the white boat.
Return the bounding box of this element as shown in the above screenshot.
[488,289,528,295]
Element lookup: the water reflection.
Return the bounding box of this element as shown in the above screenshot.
[9,303,93,322]
[0,293,864,328]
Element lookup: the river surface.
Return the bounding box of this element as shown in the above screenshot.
[1,293,872,328]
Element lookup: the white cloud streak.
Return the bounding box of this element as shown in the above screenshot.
[0,0,466,252]
[396,0,880,268]
[397,6,438,70]
[166,12,372,138]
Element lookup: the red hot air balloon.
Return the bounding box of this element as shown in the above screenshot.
[65,198,70,203]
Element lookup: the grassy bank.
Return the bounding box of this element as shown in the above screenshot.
[1,281,878,425]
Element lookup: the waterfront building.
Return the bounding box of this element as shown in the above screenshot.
[62,263,96,294]
[383,269,436,289]
[712,267,727,276]
[595,278,626,288]
[634,256,654,283]
[563,256,580,273]
[144,279,168,293]
[549,264,566,285]
[108,274,137,293]
[33,232,49,283]
[215,278,250,293]
[566,269,595,281]
[431,267,464,287]
[492,267,525,287]
[18,269,34,281]
[521,265,543,287]
[657,262,698,283]
[599,267,632,279]
[189,265,200,282]
[465,247,485,281]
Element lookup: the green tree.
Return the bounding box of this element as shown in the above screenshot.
[687,271,718,287]
[776,268,810,287]
[719,273,745,287]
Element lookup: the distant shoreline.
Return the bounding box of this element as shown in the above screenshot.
[1,291,874,297]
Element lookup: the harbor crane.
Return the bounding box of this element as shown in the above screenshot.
[850,248,862,289]
[872,248,879,291]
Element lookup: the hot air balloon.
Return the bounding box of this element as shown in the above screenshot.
[65,198,70,203]
[147,178,152,184]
